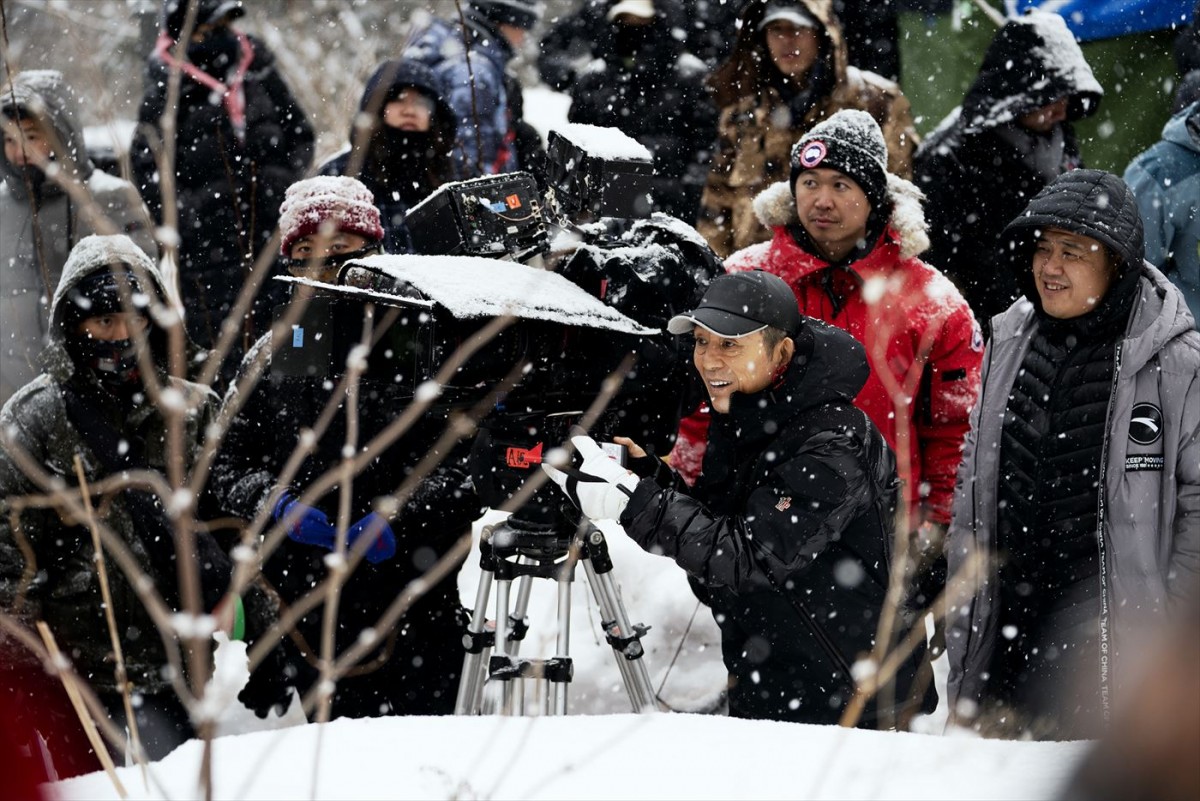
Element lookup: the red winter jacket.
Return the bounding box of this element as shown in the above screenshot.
[675,180,983,525]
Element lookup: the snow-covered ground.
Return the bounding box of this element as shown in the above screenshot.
[52,513,1094,801]
[54,712,1090,801]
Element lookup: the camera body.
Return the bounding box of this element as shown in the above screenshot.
[271,125,721,538]
[406,172,549,260]
[273,254,657,536]
[406,125,658,261]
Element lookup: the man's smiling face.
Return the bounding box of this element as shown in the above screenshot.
[1032,227,1116,319]
[692,327,789,413]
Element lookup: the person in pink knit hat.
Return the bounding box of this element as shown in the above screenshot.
[210,173,481,721]
[277,175,386,284]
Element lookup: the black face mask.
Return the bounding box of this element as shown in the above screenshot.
[9,164,47,193]
[283,245,381,281]
[69,335,143,393]
[187,27,240,72]
[366,127,439,197]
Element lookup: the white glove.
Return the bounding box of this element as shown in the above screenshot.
[541,435,640,521]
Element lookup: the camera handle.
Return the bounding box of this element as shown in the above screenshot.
[455,520,658,716]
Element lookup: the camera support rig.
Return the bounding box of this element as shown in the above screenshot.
[455,511,657,716]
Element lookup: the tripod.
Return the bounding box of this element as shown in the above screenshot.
[455,514,658,716]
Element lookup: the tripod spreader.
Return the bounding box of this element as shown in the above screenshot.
[455,518,659,715]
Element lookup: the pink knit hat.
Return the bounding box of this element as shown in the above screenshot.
[278,176,384,256]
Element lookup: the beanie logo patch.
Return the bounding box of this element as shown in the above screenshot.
[798,141,827,169]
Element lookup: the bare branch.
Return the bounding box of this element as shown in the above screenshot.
[36,621,129,799]
[73,456,150,786]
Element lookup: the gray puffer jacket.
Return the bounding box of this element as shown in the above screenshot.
[946,260,1200,726]
[1,70,157,405]
[0,235,216,695]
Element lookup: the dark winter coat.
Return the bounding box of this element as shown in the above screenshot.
[209,319,483,719]
[914,10,1103,334]
[946,171,1200,739]
[0,235,223,696]
[677,178,983,529]
[536,0,736,85]
[621,320,934,725]
[319,60,458,255]
[1,70,156,405]
[832,0,901,82]
[130,29,314,352]
[1124,101,1200,328]
[567,4,716,221]
[405,13,519,178]
[698,0,917,257]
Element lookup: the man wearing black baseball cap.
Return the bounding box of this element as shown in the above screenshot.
[543,270,935,726]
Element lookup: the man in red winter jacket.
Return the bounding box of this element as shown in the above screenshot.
[675,109,983,609]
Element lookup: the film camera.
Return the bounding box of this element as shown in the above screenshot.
[273,253,665,539]
[406,124,658,260]
[277,125,718,538]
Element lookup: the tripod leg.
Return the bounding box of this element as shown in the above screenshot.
[581,529,658,712]
[494,577,518,715]
[508,572,535,659]
[455,567,494,715]
[553,569,573,715]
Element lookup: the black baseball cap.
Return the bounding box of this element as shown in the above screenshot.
[668,271,802,338]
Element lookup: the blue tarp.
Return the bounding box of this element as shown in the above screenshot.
[1015,0,1193,41]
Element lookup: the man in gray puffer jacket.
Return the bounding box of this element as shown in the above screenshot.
[1,70,157,405]
[945,170,1200,741]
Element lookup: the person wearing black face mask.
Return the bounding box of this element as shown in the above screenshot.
[130,0,314,381]
[319,60,457,255]
[0,233,294,774]
[62,272,155,397]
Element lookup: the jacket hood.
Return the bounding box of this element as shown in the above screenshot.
[1121,262,1199,373]
[44,234,168,382]
[0,70,93,196]
[358,59,458,140]
[751,174,930,260]
[1001,169,1144,291]
[1163,100,1200,152]
[786,315,870,403]
[960,10,1102,134]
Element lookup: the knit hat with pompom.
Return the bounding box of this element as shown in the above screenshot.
[790,109,889,212]
[278,176,384,256]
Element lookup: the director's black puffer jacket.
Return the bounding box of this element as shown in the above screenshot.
[620,320,935,725]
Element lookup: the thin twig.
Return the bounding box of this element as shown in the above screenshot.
[36,622,128,800]
[838,549,987,727]
[73,456,150,790]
